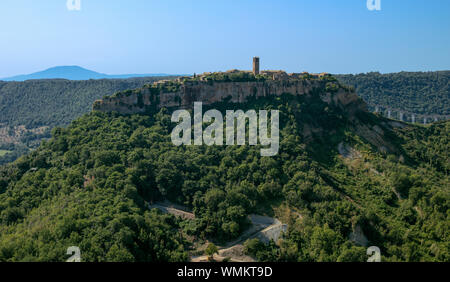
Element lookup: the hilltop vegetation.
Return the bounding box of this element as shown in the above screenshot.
[336,71,450,116]
[0,93,448,262]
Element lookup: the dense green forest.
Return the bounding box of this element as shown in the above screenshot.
[336,71,450,116]
[0,92,448,262]
[0,77,179,128]
[0,77,177,165]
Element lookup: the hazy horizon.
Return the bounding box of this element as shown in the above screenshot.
[0,65,176,81]
[2,65,450,81]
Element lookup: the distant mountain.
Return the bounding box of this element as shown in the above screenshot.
[1,66,175,81]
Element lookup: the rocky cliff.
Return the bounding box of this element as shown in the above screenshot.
[92,72,401,153]
[92,72,367,115]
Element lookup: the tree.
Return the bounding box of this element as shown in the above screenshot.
[205,243,219,261]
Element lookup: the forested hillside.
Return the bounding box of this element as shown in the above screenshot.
[0,77,177,164]
[336,71,450,117]
[0,71,448,165]
[0,77,178,128]
[0,93,448,262]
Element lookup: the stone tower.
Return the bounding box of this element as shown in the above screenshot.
[253,57,260,75]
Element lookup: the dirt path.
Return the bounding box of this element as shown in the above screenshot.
[147,201,286,262]
[147,201,195,220]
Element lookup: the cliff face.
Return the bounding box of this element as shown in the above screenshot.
[92,79,367,115]
[91,76,403,152]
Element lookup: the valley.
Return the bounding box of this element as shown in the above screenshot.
[0,76,178,165]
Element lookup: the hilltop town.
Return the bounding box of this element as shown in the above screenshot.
[149,57,331,87]
[92,57,354,115]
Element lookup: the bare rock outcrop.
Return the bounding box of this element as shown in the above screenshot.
[92,74,366,116]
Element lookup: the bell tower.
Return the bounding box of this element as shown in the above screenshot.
[253,57,260,75]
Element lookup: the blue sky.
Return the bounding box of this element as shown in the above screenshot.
[0,0,449,77]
